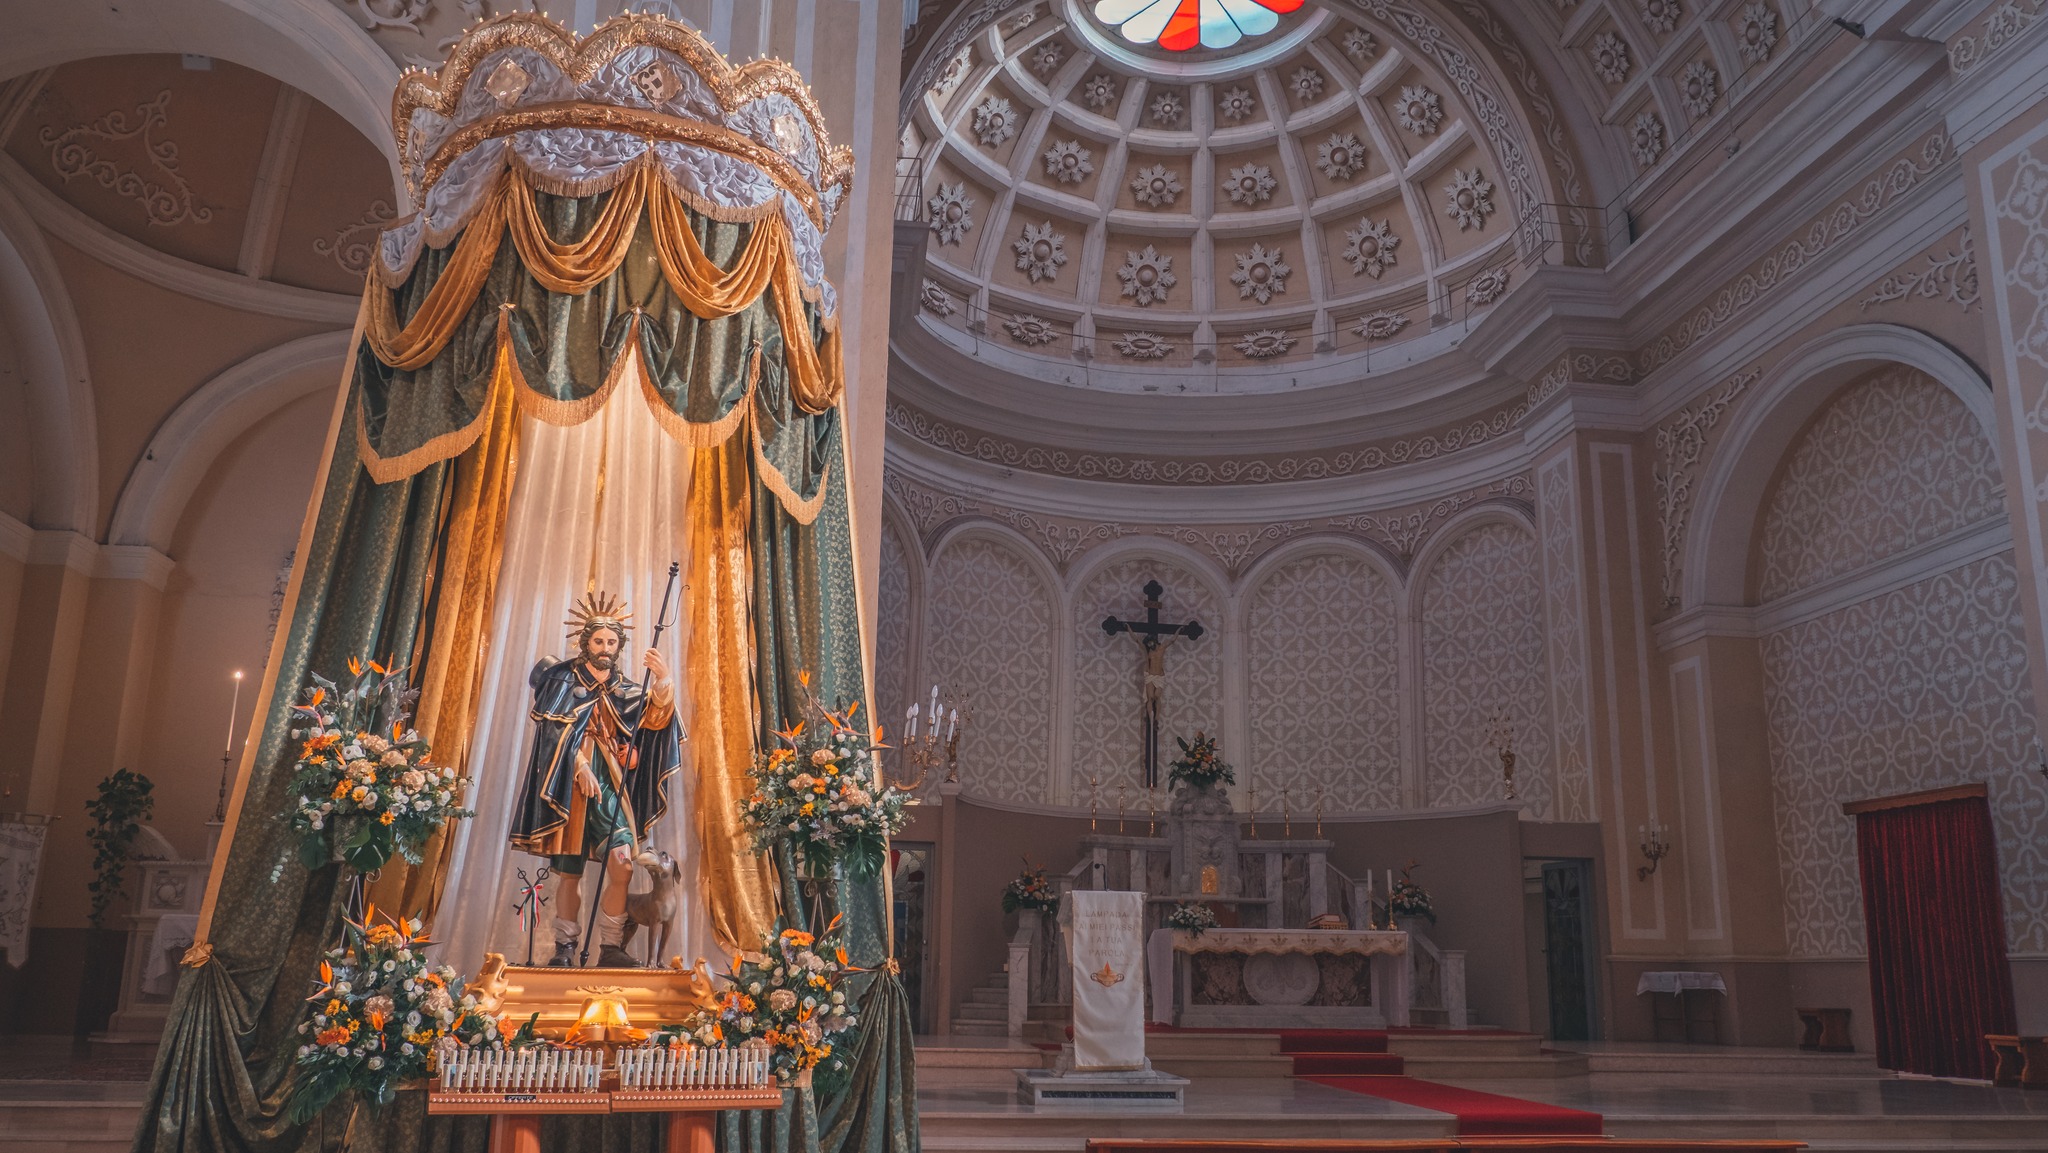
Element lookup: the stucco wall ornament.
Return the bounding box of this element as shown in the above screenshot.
[1131,164,1184,208]
[1527,351,1634,408]
[1044,139,1094,184]
[1950,0,2045,73]
[1003,313,1061,345]
[973,96,1020,146]
[1651,367,1758,607]
[928,182,974,244]
[1114,332,1174,359]
[1352,310,1410,340]
[1236,329,1296,358]
[41,89,215,228]
[1317,133,1367,181]
[1218,86,1258,122]
[1231,244,1292,304]
[1590,33,1631,84]
[1223,163,1278,205]
[316,200,401,275]
[1326,475,1531,560]
[1632,112,1665,167]
[1081,74,1119,110]
[1535,461,1594,822]
[1150,90,1187,126]
[1154,524,1312,577]
[1344,29,1379,59]
[1394,86,1443,135]
[1859,228,1979,313]
[1290,67,1326,103]
[354,0,434,32]
[1029,40,1065,76]
[919,279,955,316]
[1638,128,1953,373]
[1342,218,1400,278]
[1444,168,1495,230]
[1119,246,1177,304]
[1737,3,1779,64]
[1638,0,1681,35]
[1465,265,1510,305]
[1013,221,1068,281]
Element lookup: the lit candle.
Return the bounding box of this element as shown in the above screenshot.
[225,670,244,753]
[906,702,919,740]
[929,684,941,725]
[947,707,958,741]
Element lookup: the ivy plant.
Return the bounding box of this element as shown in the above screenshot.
[86,768,155,928]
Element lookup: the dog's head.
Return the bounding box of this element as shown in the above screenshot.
[634,848,680,884]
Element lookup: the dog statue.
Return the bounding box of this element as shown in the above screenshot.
[465,952,509,1015]
[622,848,682,966]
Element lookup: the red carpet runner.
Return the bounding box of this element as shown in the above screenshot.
[1274,1029,1603,1137]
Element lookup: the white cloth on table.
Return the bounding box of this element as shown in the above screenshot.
[144,914,202,994]
[1147,928,1176,1025]
[1066,890,1147,1071]
[1636,970,1727,995]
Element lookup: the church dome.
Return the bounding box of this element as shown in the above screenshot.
[901,0,1532,397]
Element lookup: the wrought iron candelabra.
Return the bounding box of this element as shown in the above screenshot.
[893,684,967,790]
[1636,817,1672,880]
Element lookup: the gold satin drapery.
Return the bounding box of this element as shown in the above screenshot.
[686,432,782,951]
[366,346,523,922]
[365,161,842,412]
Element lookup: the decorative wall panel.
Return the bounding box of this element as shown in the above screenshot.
[875,519,914,761]
[1246,553,1402,810]
[1762,553,2048,956]
[924,536,1057,806]
[1539,458,1596,822]
[1072,558,1225,799]
[1420,522,1555,817]
[1758,367,2004,601]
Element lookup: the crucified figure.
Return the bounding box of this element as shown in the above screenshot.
[1102,579,1204,789]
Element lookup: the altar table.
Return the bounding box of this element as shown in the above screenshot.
[1147,927,1410,1029]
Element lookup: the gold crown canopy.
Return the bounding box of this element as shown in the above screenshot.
[389,12,854,226]
[565,591,634,640]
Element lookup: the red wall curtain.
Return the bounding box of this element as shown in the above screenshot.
[1853,792,2016,1079]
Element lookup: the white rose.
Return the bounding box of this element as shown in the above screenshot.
[401,1043,414,1055]
[367,1056,384,1070]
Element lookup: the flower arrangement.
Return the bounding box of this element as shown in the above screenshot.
[288,908,514,1122]
[669,922,860,1085]
[740,674,910,880]
[1167,731,1236,793]
[1001,859,1057,914]
[1165,901,1220,937]
[284,658,472,874]
[1391,859,1436,924]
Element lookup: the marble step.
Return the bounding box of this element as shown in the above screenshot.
[954,1001,1007,1022]
[947,1021,1009,1037]
[1577,1047,1880,1078]
[0,1096,145,1153]
[965,987,1009,1006]
[1602,1114,2048,1145]
[1384,1030,1545,1059]
[1398,1052,1590,1080]
[914,1045,1053,1087]
[1149,1052,1295,1079]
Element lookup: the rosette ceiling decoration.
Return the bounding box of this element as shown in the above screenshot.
[904,0,1569,394]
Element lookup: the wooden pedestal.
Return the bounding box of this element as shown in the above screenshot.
[481,1113,713,1153]
[1987,1034,2048,1088]
[1796,1007,1853,1052]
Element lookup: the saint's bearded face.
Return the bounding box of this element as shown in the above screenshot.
[581,626,623,672]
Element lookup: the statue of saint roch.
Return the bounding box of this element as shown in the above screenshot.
[507,592,681,967]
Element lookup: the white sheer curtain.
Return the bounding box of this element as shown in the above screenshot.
[433,372,722,973]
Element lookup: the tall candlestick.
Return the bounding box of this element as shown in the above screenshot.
[1386,869,1395,926]
[225,670,244,753]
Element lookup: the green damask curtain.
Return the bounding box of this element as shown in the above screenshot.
[131,179,913,1153]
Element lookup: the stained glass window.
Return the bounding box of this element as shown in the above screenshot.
[1091,0,1305,52]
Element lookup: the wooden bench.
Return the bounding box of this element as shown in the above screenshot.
[1986,1034,2048,1089]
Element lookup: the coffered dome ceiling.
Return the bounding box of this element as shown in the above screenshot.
[902,0,1546,394]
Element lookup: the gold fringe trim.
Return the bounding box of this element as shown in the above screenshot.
[513,310,639,427]
[751,404,828,525]
[636,339,757,449]
[356,379,497,485]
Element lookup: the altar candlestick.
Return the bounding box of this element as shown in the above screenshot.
[906,702,919,739]
[1281,784,1291,839]
[225,670,244,752]
[1315,789,1324,838]
[1244,779,1259,840]
[1115,784,1128,833]
[1386,869,1395,925]
[1365,871,1375,929]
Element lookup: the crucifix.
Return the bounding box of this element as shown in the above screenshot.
[1101,579,1205,789]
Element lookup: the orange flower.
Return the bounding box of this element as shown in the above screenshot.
[315,1026,350,1046]
[780,929,815,947]
[319,960,333,987]
[379,811,395,826]
[497,1017,518,1041]
[332,780,350,799]
[369,1011,386,1032]
[348,656,363,677]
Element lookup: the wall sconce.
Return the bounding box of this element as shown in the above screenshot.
[1636,817,1671,881]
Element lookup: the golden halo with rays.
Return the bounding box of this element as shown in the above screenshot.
[565,590,634,642]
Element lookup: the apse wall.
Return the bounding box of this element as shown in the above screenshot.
[875,494,1577,821]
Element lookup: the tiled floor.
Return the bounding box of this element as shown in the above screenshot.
[921,1076,1441,1120]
